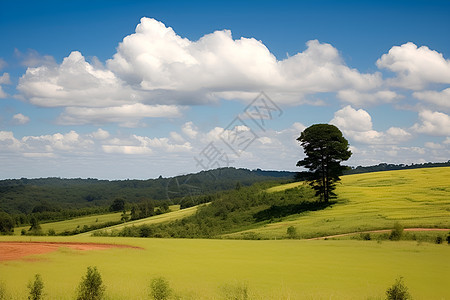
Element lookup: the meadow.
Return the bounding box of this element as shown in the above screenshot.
[227,167,450,239]
[0,236,448,299]
[77,204,201,236]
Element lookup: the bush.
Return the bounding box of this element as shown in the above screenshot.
[389,222,404,241]
[287,226,297,239]
[435,236,443,244]
[27,274,44,300]
[150,277,172,300]
[385,277,411,300]
[76,266,105,300]
[360,233,371,240]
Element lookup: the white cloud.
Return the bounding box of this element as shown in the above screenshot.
[0,131,22,151]
[21,130,93,152]
[90,128,110,140]
[330,105,411,144]
[17,17,383,125]
[337,89,400,106]
[58,103,182,127]
[0,73,11,98]
[12,113,30,125]
[412,110,450,136]
[0,58,6,70]
[377,42,450,89]
[413,88,450,111]
[181,121,199,139]
[424,142,444,149]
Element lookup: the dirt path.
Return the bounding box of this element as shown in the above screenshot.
[0,242,142,262]
[307,228,450,240]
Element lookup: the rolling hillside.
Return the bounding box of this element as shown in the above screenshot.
[226,167,450,239]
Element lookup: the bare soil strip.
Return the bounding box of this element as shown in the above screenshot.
[307,228,450,240]
[0,242,142,262]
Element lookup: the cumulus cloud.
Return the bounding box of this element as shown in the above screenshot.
[412,110,450,136]
[377,42,450,89]
[330,105,411,144]
[16,17,383,127]
[413,88,450,111]
[58,103,183,127]
[90,128,110,140]
[337,89,400,106]
[12,113,30,125]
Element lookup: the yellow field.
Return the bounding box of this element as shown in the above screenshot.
[77,204,203,236]
[227,167,450,239]
[0,236,448,299]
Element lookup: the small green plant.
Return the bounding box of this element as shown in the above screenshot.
[27,274,44,300]
[389,222,404,241]
[150,277,171,300]
[76,266,105,300]
[360,233,371,240]
[435,236,443,244]
[385,277,411,300]
[287,226,297,239]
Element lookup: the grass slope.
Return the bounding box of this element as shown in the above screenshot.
[13,212,124,236]
[0,236,448,299]
[78,204,203,236]
[227,167,450,239]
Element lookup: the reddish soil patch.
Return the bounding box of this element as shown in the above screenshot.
[0,242,142,262]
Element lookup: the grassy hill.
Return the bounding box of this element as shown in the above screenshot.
[225,167,450,239]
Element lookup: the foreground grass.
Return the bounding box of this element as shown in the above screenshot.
[227,167,450,239]
[0,236,448,299]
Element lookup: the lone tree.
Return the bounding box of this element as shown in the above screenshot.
[297,124,351,202]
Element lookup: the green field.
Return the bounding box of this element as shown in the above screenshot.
[227,167,450,239]
[0,236,448,299]
[13,212,124,236]
[78,204,202,236]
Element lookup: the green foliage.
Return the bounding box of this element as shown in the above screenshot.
[287,226,297,239]
[76,266,105,300]
[0,212,14,234]
[389,222,404,241]
[297,124,351,202]
[385,277,411,300]
[27,274,44,300]
[150,277,171,300]
[109,198,125,212]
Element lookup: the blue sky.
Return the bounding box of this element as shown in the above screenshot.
[0,0,449,179]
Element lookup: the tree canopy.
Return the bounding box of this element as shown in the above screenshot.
[297,124,351,202]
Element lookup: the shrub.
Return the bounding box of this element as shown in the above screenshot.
[150,277,171,300]
[360,233,371,240]
[76,266,105,300]
[287,226,297,239]
[27,274,44,300]
[389,222,404,241]
[435,236,443,244]
[385,277,411,300]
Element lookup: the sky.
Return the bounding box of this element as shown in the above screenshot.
[0,0,449,180]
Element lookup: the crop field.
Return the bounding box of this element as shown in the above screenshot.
[13,212,124,236]
[227,167,450,239]
[78,204,202,236]
[0,236,448,299]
